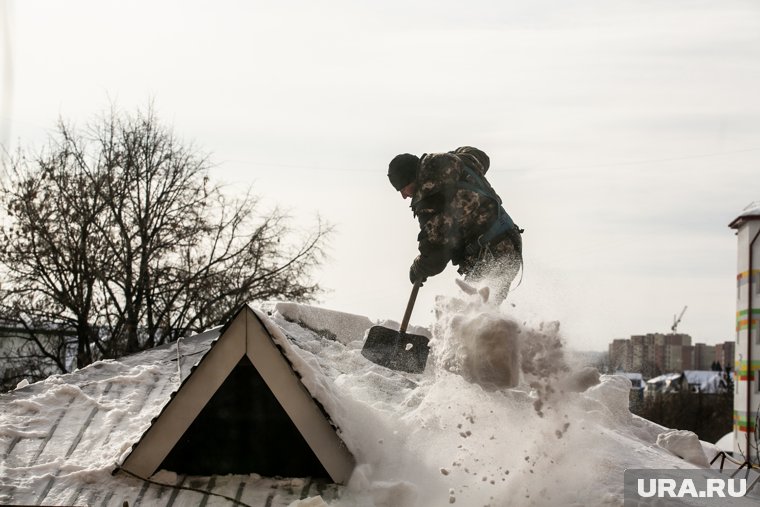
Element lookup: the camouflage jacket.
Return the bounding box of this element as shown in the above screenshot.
[410,146,515,278]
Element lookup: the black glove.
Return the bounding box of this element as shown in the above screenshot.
[409,257,428,285]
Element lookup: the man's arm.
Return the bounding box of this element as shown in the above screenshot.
[407,150,479,283]
[409,192,455,283]
[410,238,451,283]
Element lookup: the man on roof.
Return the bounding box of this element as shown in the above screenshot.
[388,146,523,304]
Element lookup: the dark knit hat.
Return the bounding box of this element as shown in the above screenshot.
[388,153,420,190]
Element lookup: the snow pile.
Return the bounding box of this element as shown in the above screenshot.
[656,430,710,468]
[0,286,743,507]
[266,284,729,507]
[432,297,522,389]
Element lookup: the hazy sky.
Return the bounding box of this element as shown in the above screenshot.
[2,0,759,352]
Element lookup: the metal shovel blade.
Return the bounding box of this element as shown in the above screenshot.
[361,325,430,374]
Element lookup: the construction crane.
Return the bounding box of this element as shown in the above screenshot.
[671,306,688,333]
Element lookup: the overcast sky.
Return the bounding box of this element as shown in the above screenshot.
[2,0,759,352]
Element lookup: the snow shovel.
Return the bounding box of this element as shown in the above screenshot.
[361,280,430,373]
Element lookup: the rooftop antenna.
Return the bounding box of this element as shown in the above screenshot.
[671,305,687,333]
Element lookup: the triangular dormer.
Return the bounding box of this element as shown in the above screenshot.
[118,304,355,483]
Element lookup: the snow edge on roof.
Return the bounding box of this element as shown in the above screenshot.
[114,303,356,482]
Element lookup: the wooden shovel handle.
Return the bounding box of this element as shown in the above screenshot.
[399,280,421,334]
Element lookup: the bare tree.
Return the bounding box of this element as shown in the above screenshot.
[0,136,110,371]
[0,106,330,388]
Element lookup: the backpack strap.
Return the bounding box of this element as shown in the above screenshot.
[458,165,502,205]
[457,165,518,248]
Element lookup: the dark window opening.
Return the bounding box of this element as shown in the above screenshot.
[160,356,330,478]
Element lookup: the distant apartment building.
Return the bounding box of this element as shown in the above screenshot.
[714,341,735,370]
[608,333,734,375]
[609,338,632,372]
[693,343,715,370]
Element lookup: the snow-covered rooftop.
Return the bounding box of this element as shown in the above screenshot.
[729,201,760,228]
[645,371,731,394]
[1,296,757,506]
[682,370,731,393]
[0,320,344,506]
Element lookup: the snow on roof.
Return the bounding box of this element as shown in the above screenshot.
[682,370,729,393]
[645,371,730,393]
[729,201,760,228]
[2,300,754,506]
[646,372,683,384]
[119,304,355,483]
[715,431,734,451]
[0,307,349,506]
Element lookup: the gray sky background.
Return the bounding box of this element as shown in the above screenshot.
[2,0,759,352]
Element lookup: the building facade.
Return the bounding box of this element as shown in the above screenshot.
[693,343,716,371]
[729,203,760,463]
[608,333,734,377]
[609,338,633,372]
[609,333,696,375]
[715,341,735,371]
